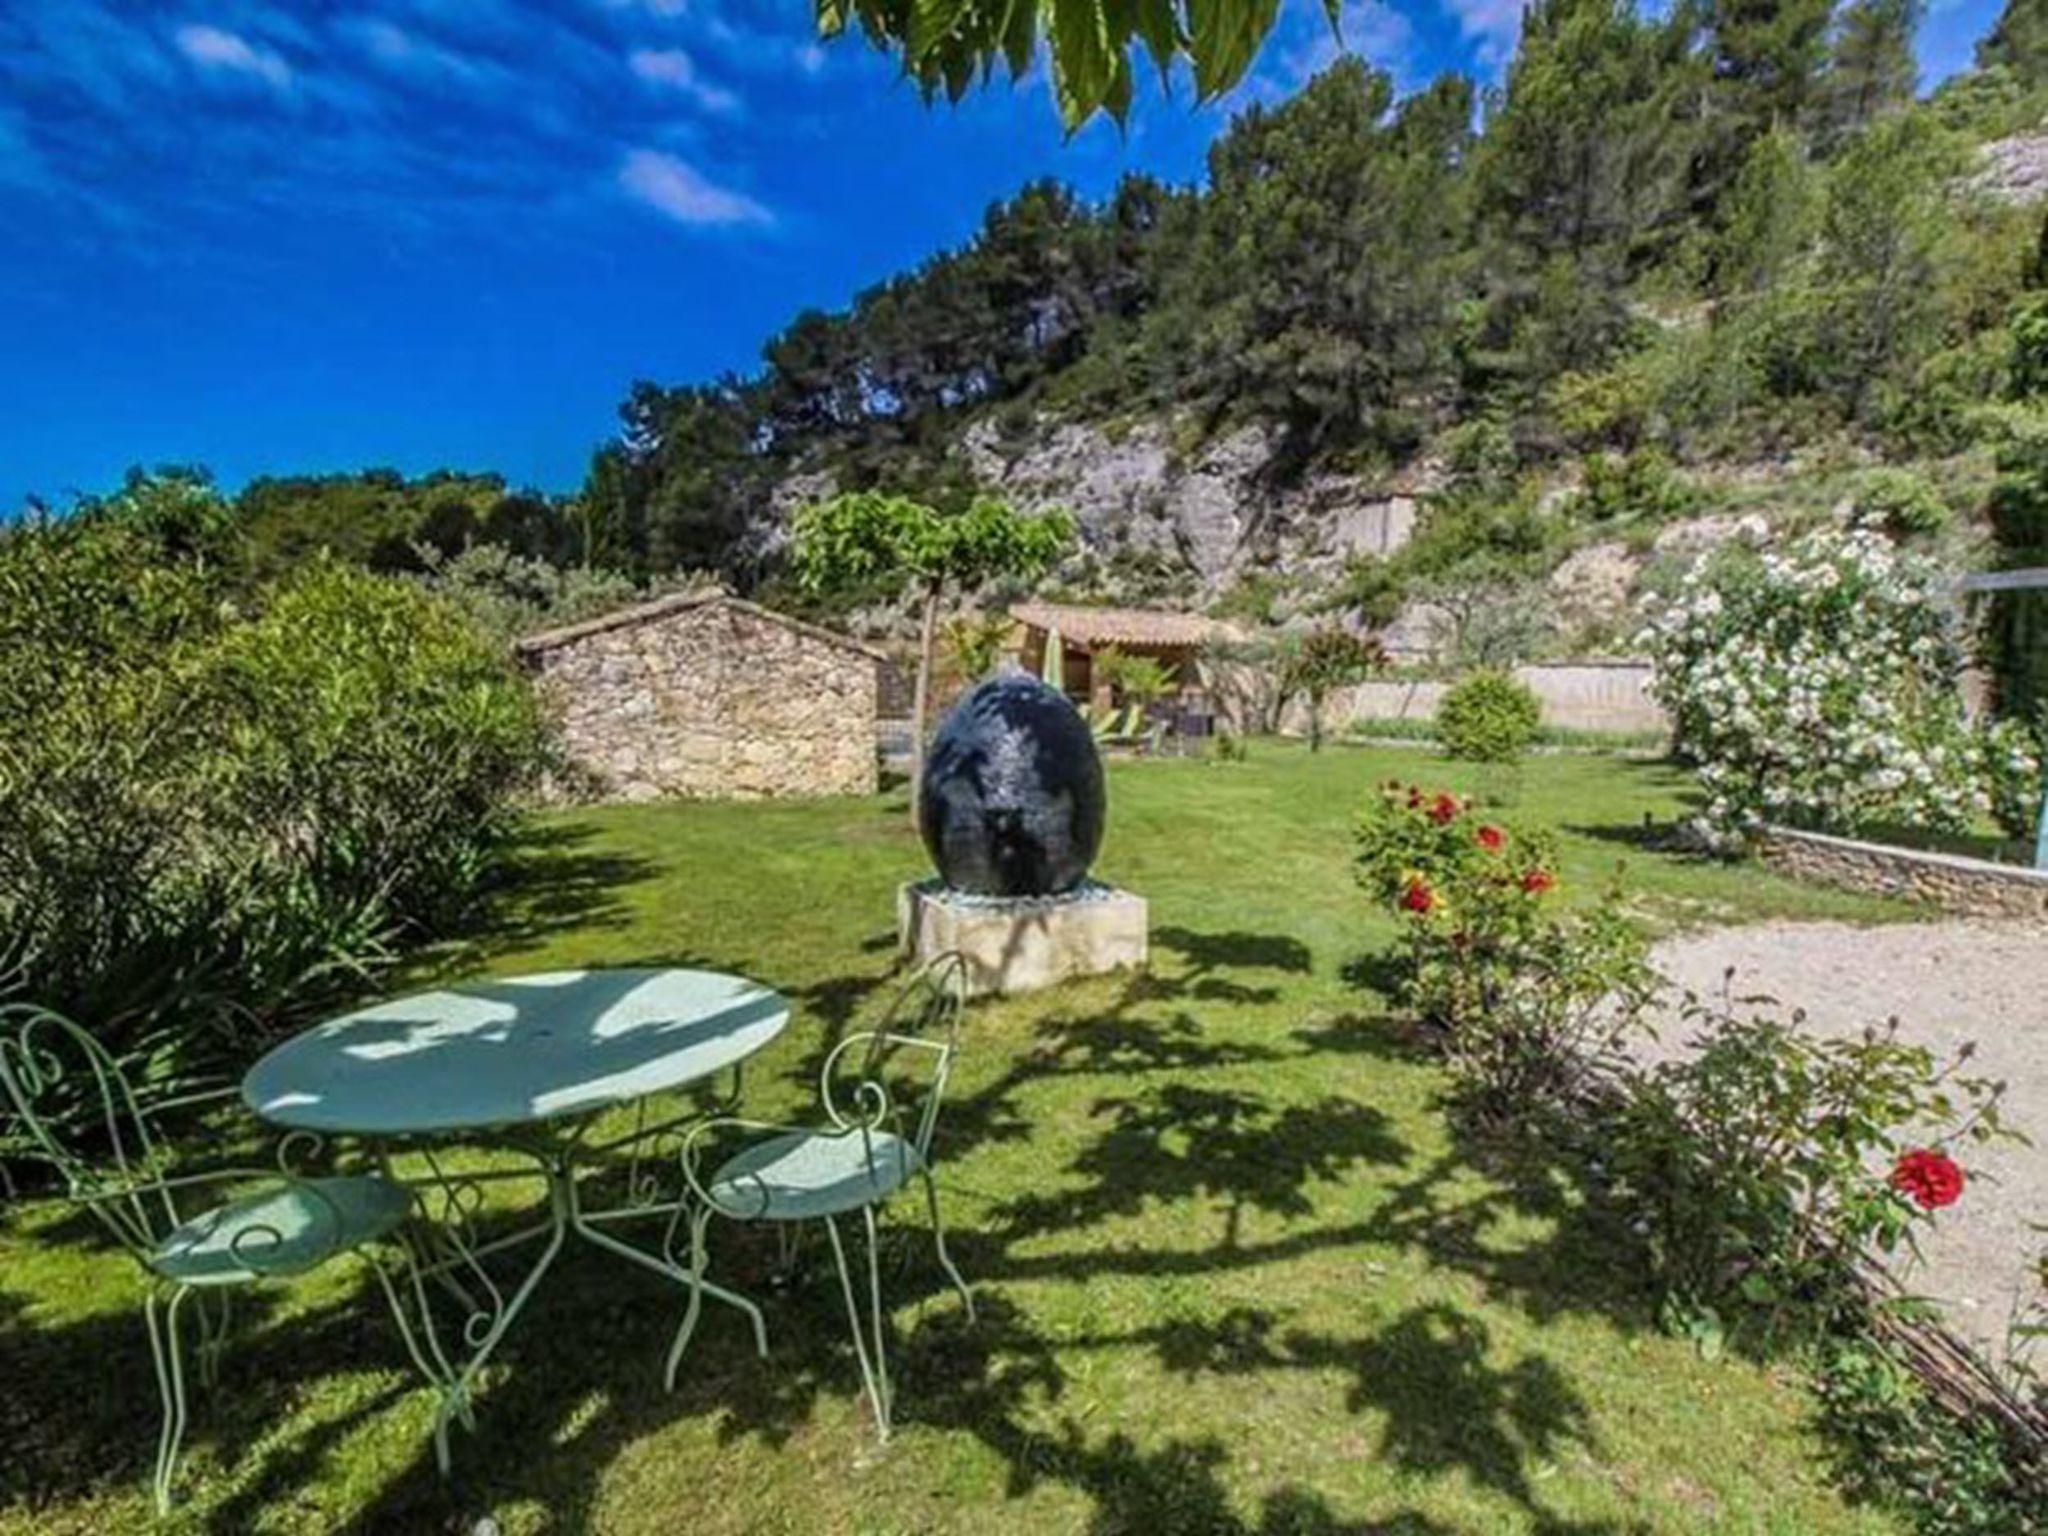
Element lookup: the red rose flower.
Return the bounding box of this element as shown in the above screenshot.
[1400,878,1436,915]
[1889,1148,1965,1211]
[1428,793,1460,825]
[1520,868,1555,894]
[1476,824,1505,851]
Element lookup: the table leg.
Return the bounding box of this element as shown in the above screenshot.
[414,1158,570,1474]
[565,1173,769,1359]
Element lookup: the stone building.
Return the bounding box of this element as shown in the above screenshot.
[515,589,885,802]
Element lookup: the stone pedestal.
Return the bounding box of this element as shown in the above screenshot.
[897,879,1148,998]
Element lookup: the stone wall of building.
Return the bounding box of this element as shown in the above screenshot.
[1757,825,2048,920]
[521,596,880,802]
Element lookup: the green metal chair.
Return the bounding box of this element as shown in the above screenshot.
[0,1004,432,1512]
[667,954,973,1438]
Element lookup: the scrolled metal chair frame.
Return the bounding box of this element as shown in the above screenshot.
[668,953,973,1438]
[0,1003,442,1512]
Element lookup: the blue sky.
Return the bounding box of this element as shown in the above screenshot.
[0,0,2012,510]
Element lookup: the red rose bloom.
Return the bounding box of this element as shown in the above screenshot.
[1890,1148,1965,1211]
[1520,868,1555,894]
[1428,793,1460,825]
[1476,824,1505,851]
[1400,878,1436,915]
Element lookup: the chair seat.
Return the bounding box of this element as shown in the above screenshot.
[707,1129,921,1221]
[148,1175,414,1286]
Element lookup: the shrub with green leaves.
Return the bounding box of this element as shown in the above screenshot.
[1849,468,1950,541]
[1355,783,1657,1122]
[1437,669,1542,764]
[0,518,547,1057]
[1604,994,2007,1348]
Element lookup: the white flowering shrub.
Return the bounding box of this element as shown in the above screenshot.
[1640,529,2024,836]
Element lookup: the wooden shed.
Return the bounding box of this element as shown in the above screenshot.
[515,589,887,802]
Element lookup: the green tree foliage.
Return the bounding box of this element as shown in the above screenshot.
[791,492,1074,816]
[1816,0,1921,150]
[1093,646,1176,712]
[815,0,1334,128]
[581,378,763,579]
[1276,625,1386,751]
[1977,0,2048,86]
[412,542,647,644]
[0,509,547,1060]
[235,466,579,581]
[1470,0,1695,392]
[1146,61,1474,460]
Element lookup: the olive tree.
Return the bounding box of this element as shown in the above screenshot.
[791,491,1074,819]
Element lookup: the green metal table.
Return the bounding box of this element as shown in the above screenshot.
[241,967,790,1468]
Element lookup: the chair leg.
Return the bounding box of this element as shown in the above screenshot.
[663,1205,715,1394]
[922,1168,974,1323]
[823,1210,892,1440]
[143,1286,194,1514]
[192,1288,233,1392]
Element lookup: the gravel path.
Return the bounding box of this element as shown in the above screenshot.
[1649,921,2046,1365]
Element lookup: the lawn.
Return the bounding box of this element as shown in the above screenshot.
[0,743,1916,1535]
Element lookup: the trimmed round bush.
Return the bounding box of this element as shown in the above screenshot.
[1437,670,1542,763]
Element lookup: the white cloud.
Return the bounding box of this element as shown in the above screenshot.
[1244,2,1419,101]
[794,42,826,76]
[617,147,769,226]
[173,24,292,91]
[628,47,740,113]
[344,18,498,87]
[1442,0,1524,68]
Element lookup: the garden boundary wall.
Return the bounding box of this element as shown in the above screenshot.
[1302,658,1669,737]
[1757,825,2048,920]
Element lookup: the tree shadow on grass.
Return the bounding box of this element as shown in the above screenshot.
[418,820,661,974]
[4,915,1688,1533]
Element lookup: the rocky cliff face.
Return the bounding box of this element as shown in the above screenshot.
[1970,133,2048,204]
[764,409,1822,657]
[955,414,1438,600]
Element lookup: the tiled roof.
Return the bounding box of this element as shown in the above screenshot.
[1011,601,1238,650]
[514,588,889,662]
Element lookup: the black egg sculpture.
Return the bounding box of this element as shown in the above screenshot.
[919,674,1106,898]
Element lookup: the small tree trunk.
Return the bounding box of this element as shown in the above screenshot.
[1308,688,1323,752]
[909,582,942,828]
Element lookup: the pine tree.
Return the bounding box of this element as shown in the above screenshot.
[1817,0,1922,151]
[1979,0,2048,86]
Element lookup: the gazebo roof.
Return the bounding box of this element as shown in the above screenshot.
[1011,601,1238,650]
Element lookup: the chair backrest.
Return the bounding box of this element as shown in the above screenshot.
[0,1004,181,1261]
[821,953,967,1165]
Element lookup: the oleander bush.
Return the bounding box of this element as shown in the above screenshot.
[0,508,548,1058]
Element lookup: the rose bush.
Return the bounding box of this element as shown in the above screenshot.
[1356,782,1658,1121]
[1639,528,2032,838]
[1605,994,2007,1345]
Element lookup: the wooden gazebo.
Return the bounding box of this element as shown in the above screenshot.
[1010,601,1238,714]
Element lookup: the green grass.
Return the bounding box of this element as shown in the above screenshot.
[1340,717,1672,754]
[0,744,1916,1535]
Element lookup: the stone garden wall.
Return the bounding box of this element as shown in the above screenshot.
[518,593,881,802]
[1757,825,2048,920]
[1312,659,1670,737]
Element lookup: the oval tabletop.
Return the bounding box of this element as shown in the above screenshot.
[241,969,790,1136]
